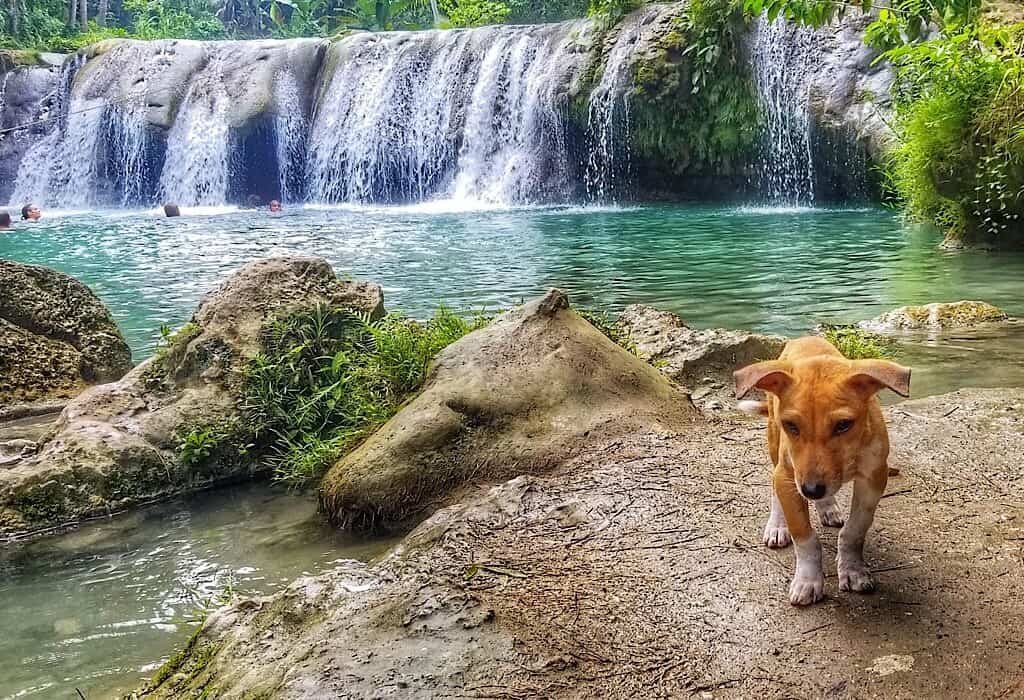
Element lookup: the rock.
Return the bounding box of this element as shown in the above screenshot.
[144,387,1024,699]
[861,301,1010,331]
[0,256,383,538]
[319,289,696,532]
[617,304,786,411]
[74,38,327,133]
[0,260,132,405]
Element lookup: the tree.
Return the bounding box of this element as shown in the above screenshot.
[79,0,87,30]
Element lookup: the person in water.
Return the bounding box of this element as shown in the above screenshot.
[163,203,181,217]
[269,200,282,213]
[246,194,262,209]
[0,211,11,230]
[21,203,41,221]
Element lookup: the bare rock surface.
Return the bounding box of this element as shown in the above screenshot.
[0,256,383,539]
[145,387,1024,699]
[618,303,786,412]
[0,260,132,405]
[319,289,697,531]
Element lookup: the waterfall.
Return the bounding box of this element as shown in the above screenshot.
[584,7,661,202]
[306,23,587,205]
[273,70,307,204]
[157,58,231,207]
[750,17,818,206]
[106,101,150,206]
[9,50,155,208]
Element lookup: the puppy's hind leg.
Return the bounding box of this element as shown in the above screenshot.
[763,492,792,548]
[814,494,844,528]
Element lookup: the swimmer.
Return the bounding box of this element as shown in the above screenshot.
[269,200,282,213]
[163,203,181,218]
[21,203,41,221]
[0,211,11,230]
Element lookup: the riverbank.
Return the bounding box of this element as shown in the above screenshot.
[141,387,1024,698]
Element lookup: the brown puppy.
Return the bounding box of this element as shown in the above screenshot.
[733,336,911,605]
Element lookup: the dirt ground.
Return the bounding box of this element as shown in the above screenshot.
[149,388,1024,699]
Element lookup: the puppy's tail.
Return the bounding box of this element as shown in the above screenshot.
[736,400,769,417]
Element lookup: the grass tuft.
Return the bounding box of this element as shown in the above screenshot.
[818,324,897,360]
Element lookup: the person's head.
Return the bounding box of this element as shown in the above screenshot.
[163,203,181,218]
[0,211,11,229]
[269,200,282,213]
[246,194,262,209]
[21,203,41,221]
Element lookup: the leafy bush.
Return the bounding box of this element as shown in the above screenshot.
[240,305,489,485]
[441,0,511,27]
[818,324,897,360]
[884,24,1024,243]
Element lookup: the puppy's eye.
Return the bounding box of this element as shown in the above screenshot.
[834,419,854,435]
[782,421,800,437]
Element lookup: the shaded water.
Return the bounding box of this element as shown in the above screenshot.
[0,484,394,699]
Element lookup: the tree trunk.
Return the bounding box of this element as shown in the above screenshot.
[67,0,76,28]
[79,0,87,30]
[97,0,108,26]
[8,0,19,36]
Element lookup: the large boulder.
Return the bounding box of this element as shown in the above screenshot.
[0,256,383,538]
[617,304,786,412]
[319,289,696,532]
[861,301,1010,331]
[144,388,1024,699]
[0,260,132,405]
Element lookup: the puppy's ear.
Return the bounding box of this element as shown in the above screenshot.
[848,360,911,398]
[733,360,793,399]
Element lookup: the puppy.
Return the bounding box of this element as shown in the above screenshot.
[733,336,911,605]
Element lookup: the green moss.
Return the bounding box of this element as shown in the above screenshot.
[142,623,220,696]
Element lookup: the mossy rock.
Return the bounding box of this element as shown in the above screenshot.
[861,301,1010,331]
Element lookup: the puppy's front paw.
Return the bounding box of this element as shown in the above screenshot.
[763,522,792,549]
[816,501,844,528]
[788,572,825,606]
[838,560,875,593]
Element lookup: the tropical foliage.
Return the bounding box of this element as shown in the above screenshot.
[744,0,1023,244]
[0,0,605,48]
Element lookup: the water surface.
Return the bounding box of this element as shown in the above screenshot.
[3,204,1023,361]
[0,485,394,699]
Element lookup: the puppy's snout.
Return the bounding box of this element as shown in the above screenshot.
[800,481,827,500]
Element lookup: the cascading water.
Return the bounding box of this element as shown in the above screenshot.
[273,70,307,204]
[10,54,94,207]
[9,48,155,208]
[106,100,150,206]
[157,56,231,207]
[750,17,818,206]
[306,22,588,205]
[584,7,662,202]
